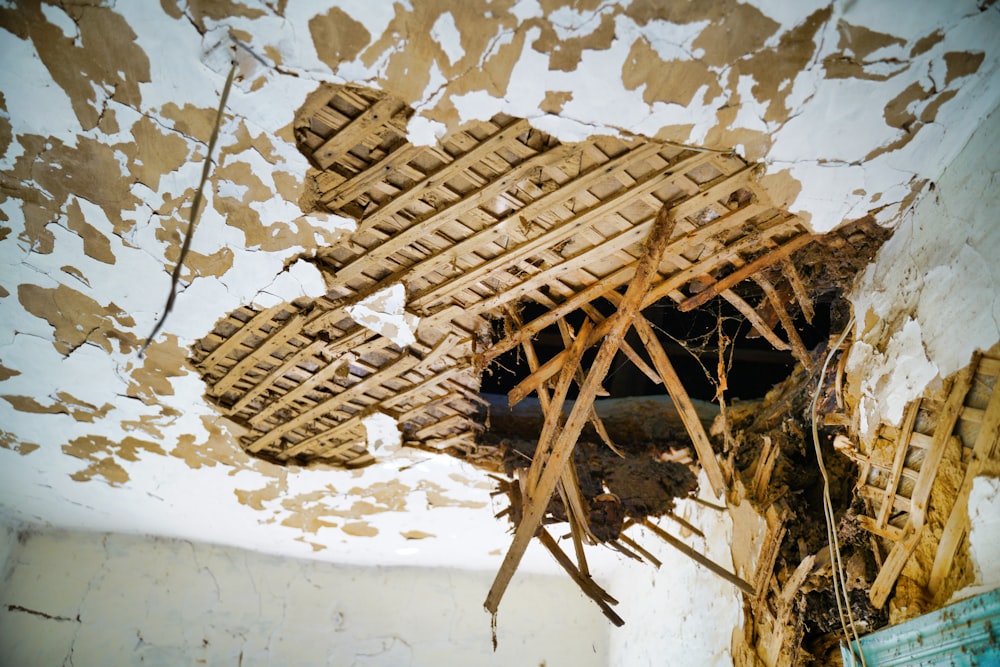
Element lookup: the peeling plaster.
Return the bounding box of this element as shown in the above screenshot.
[0,0,998,590]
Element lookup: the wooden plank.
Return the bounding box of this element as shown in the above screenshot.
[485,204,677,617]
[753,275,811,366]
[198,305,283,372]
[780,258,814,323]
[326,143,579,293]
[482,203,782,363]
[859,514,905,542]
[413,153,745,312]
[536,529,624,626]
[870,527,922,608]
[641,518,754,595]
[208,314,305,398]
[511,308,599,545]
[249,327,374,425]
[321,141,427,208]
[504,220,803,406]
[227,339,326,415]
[313,96,406,169]
[401,142,667,304]
[677,232,814,312]
[247,349,422,453]
[928,360,1000,597]
[721,291,791,352]
[876,400,921,528]
[525,318,594,496]
[629,311,727,497]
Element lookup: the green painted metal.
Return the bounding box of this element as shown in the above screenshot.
[841,588,1000,666]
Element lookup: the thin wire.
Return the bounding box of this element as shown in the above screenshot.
[810,314,867,666]
[140,60,238,356]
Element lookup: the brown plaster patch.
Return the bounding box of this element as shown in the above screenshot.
[18,200,57,255]
[60,265,90,287]
[540,90,573,115]
[159,103,218,145]
[18,283,138,356]
[309,7,372,69]
[125,334,188,403]
[755,168,804,218]
[30,136,143,235]
[126,115,193,191]
[171,415,251,469]
[943,51,985,86]
[401,530,435,540]
[65,199,115,264]
[622,38,720,108]
[737,7,832,124]
[837,22,906,60]
[63,434,166,485]
[0,430,39,456]
[164,0,266,33]
[1,392,113,422]
[910,30,944,57]
[347,480,411,512]
[0,2,150,131]
[235,468,288,510]
[154,215,235,280]
[690,2,780,67]
[294,536,327,551]
[0,91,10,164]
[531,10,617,71]
[417,480,487,509]
[341,521,378,537]
[0,362,20,382]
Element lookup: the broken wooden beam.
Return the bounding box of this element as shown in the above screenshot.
[485,203,678,617]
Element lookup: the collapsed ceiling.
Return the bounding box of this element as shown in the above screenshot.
[1,1,999,665]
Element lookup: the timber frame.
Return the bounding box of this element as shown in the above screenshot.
[191,83,840,622]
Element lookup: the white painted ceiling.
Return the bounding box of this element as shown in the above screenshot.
[0,0,998,573]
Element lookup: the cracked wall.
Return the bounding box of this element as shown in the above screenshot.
[0,2,998,657]
[0,526,609,666]
[847,101,1000,441]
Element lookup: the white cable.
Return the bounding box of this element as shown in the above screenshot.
[810,315,868,667]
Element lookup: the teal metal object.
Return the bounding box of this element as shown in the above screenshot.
[841,587,1000,666]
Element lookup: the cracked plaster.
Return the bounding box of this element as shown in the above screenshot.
[0,3,997,656]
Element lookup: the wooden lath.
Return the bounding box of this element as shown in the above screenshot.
[193,82,822,481]
[844,349,1000,608]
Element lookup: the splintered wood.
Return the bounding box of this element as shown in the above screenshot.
[192,82,816,472]
[841,347,1000,609]
[189,83,821,622]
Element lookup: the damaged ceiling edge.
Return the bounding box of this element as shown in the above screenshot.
[0,0,997,592]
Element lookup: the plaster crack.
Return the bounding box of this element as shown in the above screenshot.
[5,604,80,623]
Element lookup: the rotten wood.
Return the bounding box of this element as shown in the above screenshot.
[485,203,678,617]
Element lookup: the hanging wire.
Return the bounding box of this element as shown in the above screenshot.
[810,314,868,667]
[140,59,238,356]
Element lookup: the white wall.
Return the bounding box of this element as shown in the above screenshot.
[606,478,749,667]
[848,102,1000,440]
[0,528,610,667]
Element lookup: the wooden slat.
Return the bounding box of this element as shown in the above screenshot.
[313,96,406,169]
[928,359,1000,597]
[199,305,283,372]
[413,153,744,312]
[227,339,326,415]
[375,141,667,304]
[753,275,810,366]
[209,314,305,397]
[485,203,677,617]
[876,401,921,528]
[677,232,814,312]
[247,349,422,453]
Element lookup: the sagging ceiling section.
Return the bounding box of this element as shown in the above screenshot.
[192,83,817,472]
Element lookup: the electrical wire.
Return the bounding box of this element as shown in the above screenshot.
[140,60,237,356]
[810,314,868,666]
